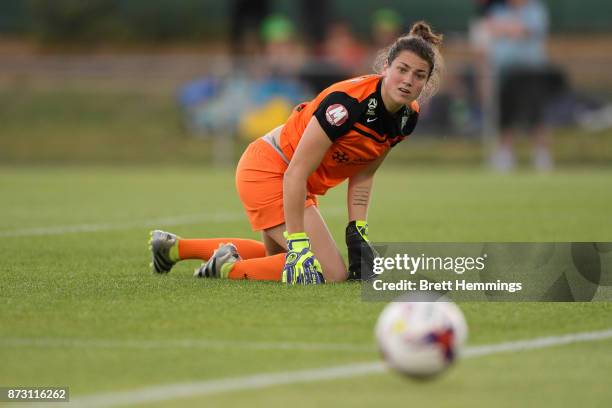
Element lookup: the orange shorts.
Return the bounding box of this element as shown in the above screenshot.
[235,137,318,231]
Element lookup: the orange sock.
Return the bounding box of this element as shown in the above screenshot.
[178,238,266,261]
[227,253,285,281]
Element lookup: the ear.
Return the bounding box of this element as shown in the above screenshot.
[381,60,390,76]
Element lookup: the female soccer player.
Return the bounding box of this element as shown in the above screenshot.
[150,21,443,284]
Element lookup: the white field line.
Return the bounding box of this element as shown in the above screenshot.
[35,328,612,408]
[462,329,612,357]
[0,208,345,237]
[0,212,243,237]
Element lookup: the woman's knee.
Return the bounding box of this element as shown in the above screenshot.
[320,257,348,282]
[262,224,287,255]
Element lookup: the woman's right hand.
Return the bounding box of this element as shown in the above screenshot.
[282,232,325,285]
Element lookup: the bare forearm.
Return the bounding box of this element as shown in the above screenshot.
[347,176,373,221]
[282,117,332,234]
[283,171,308,233]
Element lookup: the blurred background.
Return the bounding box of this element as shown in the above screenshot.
[0,0,611,169]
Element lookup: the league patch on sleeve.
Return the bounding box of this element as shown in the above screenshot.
[325,104,349,126]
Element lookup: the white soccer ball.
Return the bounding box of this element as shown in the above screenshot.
[375,299,468,379]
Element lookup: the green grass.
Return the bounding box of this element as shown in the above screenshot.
[0,86,217,164]
[1,165,612,407]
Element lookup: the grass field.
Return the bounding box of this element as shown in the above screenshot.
[1,165,611,407]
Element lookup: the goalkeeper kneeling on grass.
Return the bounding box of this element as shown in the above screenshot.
[149,22,443,284]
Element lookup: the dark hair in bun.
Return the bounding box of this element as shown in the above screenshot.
[374,21,444,101]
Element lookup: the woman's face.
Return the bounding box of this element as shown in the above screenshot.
[382,50,430,111]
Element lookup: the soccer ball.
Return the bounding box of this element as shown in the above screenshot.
[375,298,468,379]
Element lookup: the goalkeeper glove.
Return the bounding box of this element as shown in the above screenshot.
[282,232,325,285]
[345,220,379,281]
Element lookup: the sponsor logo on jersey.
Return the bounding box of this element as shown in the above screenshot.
[326,104,349,126]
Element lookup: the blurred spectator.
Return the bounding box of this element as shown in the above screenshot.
[238,14,310,140]
[229,0,270,58]
[371,8,403,49]
[321,20,368,76]
[298,0,334,55]
[259,14,307,76]
[179,13,310,141]
[298,19,368,93]
[474,0,506,16]
[475,0,565,172]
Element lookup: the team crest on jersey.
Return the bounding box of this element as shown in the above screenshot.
[367,98,377,115]
[401,113,408,130]
[326,104,349,126]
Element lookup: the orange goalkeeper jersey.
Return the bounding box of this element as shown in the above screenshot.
[278,74,420,195]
